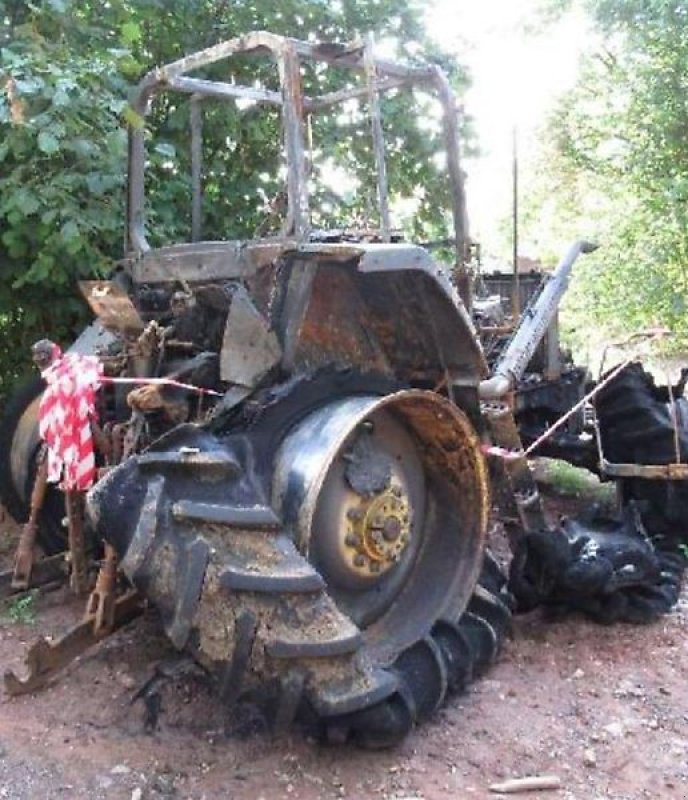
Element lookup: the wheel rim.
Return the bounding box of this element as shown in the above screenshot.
[273,389,489,663]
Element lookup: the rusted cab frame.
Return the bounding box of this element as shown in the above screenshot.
[127,31,468,267]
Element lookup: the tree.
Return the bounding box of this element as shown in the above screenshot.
[524,1,688,354]
[0,0,466,395]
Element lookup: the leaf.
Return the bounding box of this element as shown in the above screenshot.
[86,173,106,195]
[37,130,60,155]
[154,142,176,158]
[60,220,79,242]
[14,189,40,215]
[120,21,142,45]
[52,88,70,107]
[14,77,44,95]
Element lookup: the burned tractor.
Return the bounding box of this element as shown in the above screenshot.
[0,33,606,746]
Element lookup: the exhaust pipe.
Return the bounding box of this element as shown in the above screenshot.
[479,240,598,400]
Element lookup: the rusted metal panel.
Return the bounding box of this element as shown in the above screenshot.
[278,259,318,372]
[276,252,486,382]
[79,280,145,333]
[129,240,291,284]
[287,264,393,375]
[220,286,282,386]
[276,242,487,380]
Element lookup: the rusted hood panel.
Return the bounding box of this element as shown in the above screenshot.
[279,243,487,383]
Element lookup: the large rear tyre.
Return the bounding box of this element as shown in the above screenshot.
[88,389,507,747]
[0,377,65,554]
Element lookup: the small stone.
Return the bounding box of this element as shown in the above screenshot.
[583,749,597,768]
[648,719,659,730]
[131,789,143,800]
[116,671,137,690]
[604,721,624,738]
[572,668,585,680]
[111,764,132,775]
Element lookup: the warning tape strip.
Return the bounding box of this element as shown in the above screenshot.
[101,376,223,397]
[482,357,639,462]
[480,444,523,461]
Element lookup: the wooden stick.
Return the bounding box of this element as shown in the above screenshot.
[489,775,562,794]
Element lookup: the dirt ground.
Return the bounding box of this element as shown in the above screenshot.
[0,479,686,800]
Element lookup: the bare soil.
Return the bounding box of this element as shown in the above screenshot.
[0,485,686,800]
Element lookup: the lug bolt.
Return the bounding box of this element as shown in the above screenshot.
[345,533,359,547]
[382,517,402,542]
[347,508,363,521]
[353,554,366,567]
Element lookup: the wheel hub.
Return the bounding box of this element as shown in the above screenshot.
[345,485,411,576]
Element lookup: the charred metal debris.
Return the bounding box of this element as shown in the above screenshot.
[0,32,686,748]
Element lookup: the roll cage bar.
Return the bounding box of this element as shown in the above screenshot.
[127,31,468,269]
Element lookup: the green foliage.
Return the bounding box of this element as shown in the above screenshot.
[0,3,130,391]
[0,0,465,396]
[535,458,615,504]
[2,590,39,625]
[524,1,688,353]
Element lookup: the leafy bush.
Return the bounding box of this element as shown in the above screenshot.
[0,0,466,397]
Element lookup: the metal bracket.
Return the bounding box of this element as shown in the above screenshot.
[4,590,142,696]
